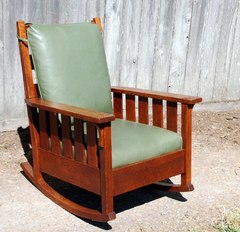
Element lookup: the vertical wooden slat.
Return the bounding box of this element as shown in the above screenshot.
[49,112,61,154]
[167,101,178,132]
[74,118,86,162]
[138,96,148,124]
[61,115,73,159]
[99,123,115,218]
[152,98,163,127]
[39,109,49,150]
[113,92,123,119]
[126,94,136,121]
[181,104,193,185]
[87,122,98,167]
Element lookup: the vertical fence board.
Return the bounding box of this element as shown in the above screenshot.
[212,1,239,101]
[46,0,60,23]
[0,0,4,122]
[104,0,124,86]
[191,1,224,101]
[152,0,176,92]
[26,0,46,23]
[3,0,26,123]
[65,0,86,23]
[184,0,207,96]
[168,0,192,94]
[118,0,142,87]
[227,2,240,100]
[136,0,159,89]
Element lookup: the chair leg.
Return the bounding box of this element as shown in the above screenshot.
[150,149,194,192]
[150,167,194,192]
[21,161,116,222]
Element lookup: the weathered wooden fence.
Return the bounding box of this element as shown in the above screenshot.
[1,0,240,131]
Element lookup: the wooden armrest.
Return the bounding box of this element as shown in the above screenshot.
[25,98,115,124]
[111,87,202,105]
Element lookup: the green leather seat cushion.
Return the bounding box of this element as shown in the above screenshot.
[27,23,112,113]
[111,119,182,168]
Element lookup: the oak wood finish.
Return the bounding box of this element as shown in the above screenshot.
[152,98,163,127]
[61,115,73,158]
[167,101,178,132]
[86,122,98,167]
[113,150,185,196]
[49,112,61,154]
[39,109,49,150]
[126,94,136,121]
[17,18,202,222]
[113,92,123,119]
[138,96,149,124]
[74,119,86,162]
[111,86,202,104]
[26,98,115,124]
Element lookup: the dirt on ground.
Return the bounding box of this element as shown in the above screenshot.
[0,110,240,232]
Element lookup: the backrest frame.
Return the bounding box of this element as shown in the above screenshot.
[16,17,102,100]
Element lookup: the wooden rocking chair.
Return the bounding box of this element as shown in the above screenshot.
[16,17,202,222]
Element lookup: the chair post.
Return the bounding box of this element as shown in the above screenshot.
[91,17,102,32]
[16,21,38,99]
[181,103,194,187]
[99,122,116,220]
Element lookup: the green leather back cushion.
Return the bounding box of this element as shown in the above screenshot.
[27,23,112,113]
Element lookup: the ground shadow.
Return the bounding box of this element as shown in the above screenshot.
[17,126,32,165]
[18,127,187,230]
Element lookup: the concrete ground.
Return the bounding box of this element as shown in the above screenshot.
[0,110,240,231]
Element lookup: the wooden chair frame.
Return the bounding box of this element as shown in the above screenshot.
[16,17,202,222]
